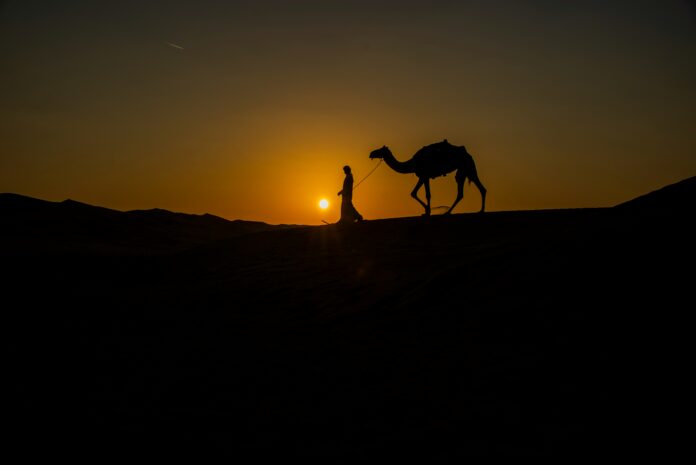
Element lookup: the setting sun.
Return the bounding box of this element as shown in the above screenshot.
[319,199,329,210]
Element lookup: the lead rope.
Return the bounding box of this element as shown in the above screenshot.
[353,159,383,190]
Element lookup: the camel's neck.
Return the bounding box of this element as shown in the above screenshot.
[383,151,415,174]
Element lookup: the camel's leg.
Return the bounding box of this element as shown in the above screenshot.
[445,170,465,215]
[411,178,430,216]
[424,178,432,214]
[469,170,487,213]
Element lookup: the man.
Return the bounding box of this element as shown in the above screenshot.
[337,165,363,223]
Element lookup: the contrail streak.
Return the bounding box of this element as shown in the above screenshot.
[165,41,185,50]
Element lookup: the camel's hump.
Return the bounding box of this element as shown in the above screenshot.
[415,140,465,156]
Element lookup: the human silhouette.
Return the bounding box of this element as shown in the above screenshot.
[337,165,363,224]
[369,139,486,216]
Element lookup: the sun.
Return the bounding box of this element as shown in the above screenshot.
[319,198,329,210]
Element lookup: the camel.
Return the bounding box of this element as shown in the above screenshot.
[369,139,486,216]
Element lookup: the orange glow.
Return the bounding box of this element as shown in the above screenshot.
[1,2,694,226]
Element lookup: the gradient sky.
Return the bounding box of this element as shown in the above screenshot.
[1,1,694,224]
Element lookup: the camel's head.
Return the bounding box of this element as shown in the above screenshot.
[369,145,391,160]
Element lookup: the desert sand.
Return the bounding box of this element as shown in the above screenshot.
[3,176,694,457]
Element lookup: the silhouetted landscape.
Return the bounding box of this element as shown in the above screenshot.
[4,176,694,457]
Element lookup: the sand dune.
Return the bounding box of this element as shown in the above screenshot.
[3,177,694,456]
[0,193,286,254]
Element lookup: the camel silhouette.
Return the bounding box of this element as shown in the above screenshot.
[369,139,487,216]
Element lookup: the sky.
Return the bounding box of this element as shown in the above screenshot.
[1,0,694,224]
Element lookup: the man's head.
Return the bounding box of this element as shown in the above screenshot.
[343,165,351,174]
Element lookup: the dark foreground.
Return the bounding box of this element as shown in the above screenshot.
[3,177,695,457]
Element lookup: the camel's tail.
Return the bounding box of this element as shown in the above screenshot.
[468,157,479,185]
[459,147,478,185]
[467,156,487,200]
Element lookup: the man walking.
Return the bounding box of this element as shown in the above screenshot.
[337,165,363,223]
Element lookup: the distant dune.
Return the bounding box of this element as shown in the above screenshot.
[3,177,694,457]
[0,193,287,254]
[615,175,696,211]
